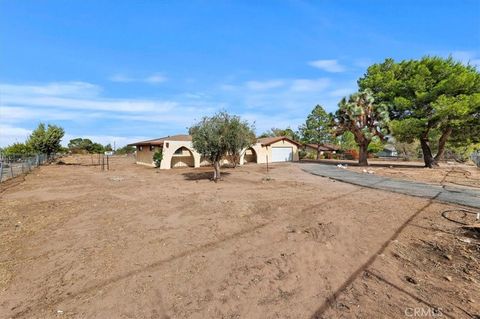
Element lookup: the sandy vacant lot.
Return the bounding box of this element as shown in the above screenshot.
[0,156,479,318]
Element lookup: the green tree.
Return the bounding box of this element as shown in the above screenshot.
[225,116,256,167]
[189,111,255,181]
[90,143,105,154]
[359,56,480,167]
[333,90,389,166]
[115,145,136,155]
[153,150,163,168]
[68,138,91,153]
[1,142,34,156]
[336,131,358,151]
[299,104,333,159]
[104,144,113,152]
[259,127,299,141]
[367,136,384,154]
[68,138,105,153]
[27,123,65,155]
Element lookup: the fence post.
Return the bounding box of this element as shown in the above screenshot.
[0,162,3,183]
[10,163,13,178]
[107,155,109,170]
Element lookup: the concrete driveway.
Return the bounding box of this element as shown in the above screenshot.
[302,163,480,209]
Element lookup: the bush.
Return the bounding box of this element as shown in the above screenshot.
[153,150,163,168]
[298,149,308,159]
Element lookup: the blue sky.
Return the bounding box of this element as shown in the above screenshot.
[1,0,479,147]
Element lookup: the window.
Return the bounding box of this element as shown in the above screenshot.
[174,148,183,155]
[138,146,143,151]
[150,145,155,151]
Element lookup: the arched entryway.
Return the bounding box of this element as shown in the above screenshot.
[170,146,195,168]
[243,147,257,164]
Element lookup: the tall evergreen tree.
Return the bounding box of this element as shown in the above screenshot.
[299,104,333,159]
[359,56,480,167]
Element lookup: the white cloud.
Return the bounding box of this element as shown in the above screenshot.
[109,73,167,84]
[3,95,177,113]
[0,82,101,97]
[1,82,177,113]
[451,51,480,67]
[290,78,330,92]
[0,124,32,146]
[144,74,168,84]
[329,88,354,97]
[245,80,285,91]
[0,81,221,147]
[309,59,346,72]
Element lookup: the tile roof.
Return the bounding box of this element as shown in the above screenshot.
[128,134,192,146]
[257,136,302,146]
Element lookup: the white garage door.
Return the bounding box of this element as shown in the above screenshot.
[271,147,293,162]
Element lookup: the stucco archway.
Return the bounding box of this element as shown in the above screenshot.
[243,147,257,164]
[170,146,195,168]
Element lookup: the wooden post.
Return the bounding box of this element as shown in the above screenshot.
[0,162,3,183]
[107,155,109,170]
[266,155,269,174]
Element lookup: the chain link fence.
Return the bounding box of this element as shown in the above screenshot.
[471,151,480,167]
[0,153,54,183]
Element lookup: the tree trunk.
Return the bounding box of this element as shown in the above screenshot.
[420,136,436,168]
[213,161,221,182]
[358,143,368,166]
[434,127,452,162]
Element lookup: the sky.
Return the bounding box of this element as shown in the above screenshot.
[1,0,479,147]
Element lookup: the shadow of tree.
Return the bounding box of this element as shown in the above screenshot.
[182,171,231,180]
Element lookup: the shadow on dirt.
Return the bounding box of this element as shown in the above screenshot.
[182,171,231,181]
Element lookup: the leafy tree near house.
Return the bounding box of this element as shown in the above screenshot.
[358,56,480,168]
[259,127,300,141]
[367,136,384,154]
[189,111,255,181]
[299,104,333,159]
[333,89,389,166]
[224,115,256,167]
[27,123,65,155]
[153,150,163,168]
[336,131,358,151]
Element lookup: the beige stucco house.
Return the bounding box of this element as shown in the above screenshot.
[128,135,300,169]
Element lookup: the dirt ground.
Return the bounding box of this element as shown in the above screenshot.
[344,161,480,189]
[0,155,479,318]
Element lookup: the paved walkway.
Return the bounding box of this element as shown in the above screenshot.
[302,163,480,209]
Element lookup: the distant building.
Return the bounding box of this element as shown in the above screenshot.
[377,144,398,157]
[303,143,340,154]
